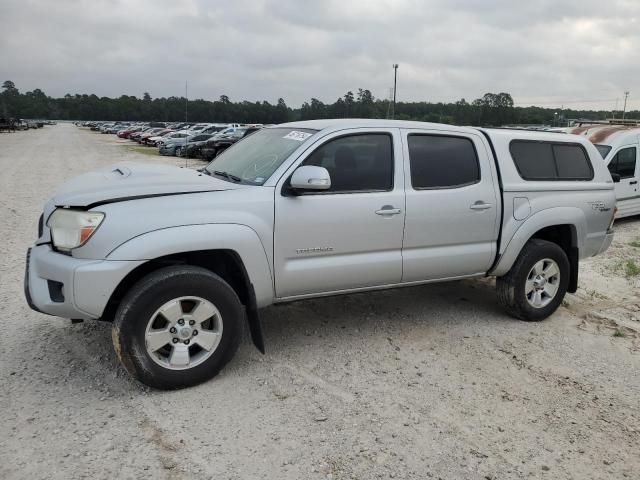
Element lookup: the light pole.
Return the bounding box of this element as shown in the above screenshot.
[392,64,399,119]
[622,91,630,120]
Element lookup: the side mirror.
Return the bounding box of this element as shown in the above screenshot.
[611,173,621,183]
[290,166,331,191]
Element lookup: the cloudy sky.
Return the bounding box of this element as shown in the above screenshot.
[1,0,638,110]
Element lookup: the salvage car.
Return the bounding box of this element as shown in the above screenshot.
[178,133,215,158]
[157,132,195,156]
[200,127,261,160]
[570,124,640,218]
[25,119,616,389]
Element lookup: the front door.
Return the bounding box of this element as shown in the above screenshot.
[607,145,639,216]
[274,129,405,298]
[401,129,500,282]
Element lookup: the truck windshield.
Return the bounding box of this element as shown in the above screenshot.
[204,128,317,185]
[595,144,612,158]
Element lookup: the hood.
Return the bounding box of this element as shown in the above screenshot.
[52,161,241,208]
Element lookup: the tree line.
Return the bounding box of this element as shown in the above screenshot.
[2,80,637,127]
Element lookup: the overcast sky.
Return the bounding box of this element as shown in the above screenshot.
[1,0,638,110]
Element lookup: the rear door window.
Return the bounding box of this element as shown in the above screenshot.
[407,135,480,188]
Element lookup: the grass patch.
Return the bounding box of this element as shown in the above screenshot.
[126,145,158,156]
[612,330,627,338]
[630,240,640,248]
[623,259,640,278]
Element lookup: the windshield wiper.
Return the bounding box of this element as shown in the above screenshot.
[213,170,242,183]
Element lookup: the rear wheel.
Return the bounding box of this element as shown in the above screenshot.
[175,146,182,156]
[496,239,569,321]
[112,266,244,389]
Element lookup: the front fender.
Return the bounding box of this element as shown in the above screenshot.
[491,207,586,277]
[107,224,274,307]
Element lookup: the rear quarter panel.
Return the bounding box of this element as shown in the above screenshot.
[485,130,616,276]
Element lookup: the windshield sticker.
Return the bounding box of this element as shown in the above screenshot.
[283,131,312,142]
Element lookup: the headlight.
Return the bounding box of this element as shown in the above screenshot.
[47,209,105,251]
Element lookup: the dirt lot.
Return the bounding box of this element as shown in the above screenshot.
[1,124,639,479]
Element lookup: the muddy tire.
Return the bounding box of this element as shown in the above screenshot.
[112,266,244,389]
[496,239,569,321]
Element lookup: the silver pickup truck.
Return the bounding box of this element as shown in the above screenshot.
[25,119,616,389]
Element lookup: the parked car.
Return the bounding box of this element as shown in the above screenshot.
[118,126,144,139]
[570,124,640,218]
[200,127,261,160]
[138,128,166,144]
[178,134,216,157]
[129,128,154,141]
[144,129,175,146]
[25,119,617,389]
[157,132,195,156]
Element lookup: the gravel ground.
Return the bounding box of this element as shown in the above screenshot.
[1,124,639,480]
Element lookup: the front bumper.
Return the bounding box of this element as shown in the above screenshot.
[24,244,144,320]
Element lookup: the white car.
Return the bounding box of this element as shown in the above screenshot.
[570,124,640,218]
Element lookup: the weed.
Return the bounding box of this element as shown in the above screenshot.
[613,330,626,338]
[624,259,640,278]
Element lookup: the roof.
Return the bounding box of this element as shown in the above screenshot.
[481,127,589,144]
[568,125,640,145]
[275,118,477,133]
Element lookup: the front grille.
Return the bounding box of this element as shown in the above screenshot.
[38,213,44,237]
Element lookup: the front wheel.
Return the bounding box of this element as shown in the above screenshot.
[496,239,569,321]
[112,266,244,389]
[174,146,182,156]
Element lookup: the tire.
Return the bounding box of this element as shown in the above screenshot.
[496,239,569,321]
[112,266,244,389]
[175,146,182,157]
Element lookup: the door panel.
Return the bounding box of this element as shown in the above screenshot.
[401,130,500,282]
[607,144,639,217]
[274,129,405,298]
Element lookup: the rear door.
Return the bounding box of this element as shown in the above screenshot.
[401,129,500,282]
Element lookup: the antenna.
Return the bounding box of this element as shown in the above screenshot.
[185,80,188,168]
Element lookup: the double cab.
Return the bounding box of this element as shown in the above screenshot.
[25,119,616,389]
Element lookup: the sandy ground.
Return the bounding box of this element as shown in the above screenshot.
[1,124,639,480]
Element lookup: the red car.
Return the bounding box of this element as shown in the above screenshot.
[140,128,174,146]
[137,128,167,144]
[118,126,143,139]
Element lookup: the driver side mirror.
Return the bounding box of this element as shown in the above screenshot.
[611,173,621,183]
[289,166,331,192]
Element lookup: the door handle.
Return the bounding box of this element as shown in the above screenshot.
[470,201,493,211]
[630,180,638,185]
[375,206,402,216]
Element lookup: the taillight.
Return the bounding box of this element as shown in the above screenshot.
[608,207,617,231]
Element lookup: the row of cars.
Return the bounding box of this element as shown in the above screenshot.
[82,121,263,160]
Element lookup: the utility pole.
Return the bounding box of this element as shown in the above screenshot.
[392,64,399,119]
[185,81,188,123]
[622,91,630,120]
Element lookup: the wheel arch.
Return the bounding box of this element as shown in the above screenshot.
[491,207,585,292]
[102,224,273,352]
